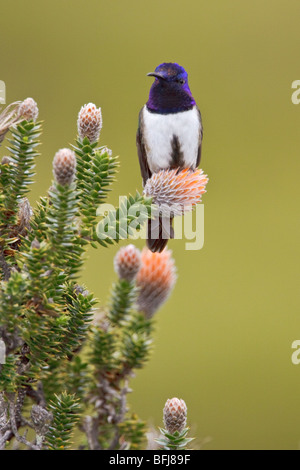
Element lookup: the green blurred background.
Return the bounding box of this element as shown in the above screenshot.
[1,0,300,450]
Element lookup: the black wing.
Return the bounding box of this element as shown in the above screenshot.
[136,107,152,186]
[196,106,203,168]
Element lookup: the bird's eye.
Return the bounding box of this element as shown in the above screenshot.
[177,78,185,85]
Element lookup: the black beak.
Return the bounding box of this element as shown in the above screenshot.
[147,72,166,80]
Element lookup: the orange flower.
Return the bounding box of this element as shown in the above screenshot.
[136,247,177,318]
[143,168,208,216]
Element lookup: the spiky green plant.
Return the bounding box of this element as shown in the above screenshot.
[45,392,80,450]
[0,99,182,451]
[156,426,194,450]
[156,398,194,450]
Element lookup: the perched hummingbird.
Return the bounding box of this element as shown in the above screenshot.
[136,62,203,253]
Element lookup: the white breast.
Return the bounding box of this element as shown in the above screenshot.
[142,105,201,173]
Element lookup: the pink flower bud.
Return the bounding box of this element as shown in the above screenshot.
[114,244,142,282]
[18,97,39,122]
[163,398,187,434]
[53,148,76,186]
[77,103,102,143]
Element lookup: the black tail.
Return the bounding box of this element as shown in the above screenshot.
[146,215,174,253]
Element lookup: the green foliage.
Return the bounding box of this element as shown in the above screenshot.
[0,120,41,235]
[45,392,80,450]
[61,283,96,355]
[73,138,118,241]
[86,272,153,449]
[24,196,48,245]
[96,192,152,247]
[90,290,152,380]
[90,323,117,372]
[108,279,137,325]
[47,182,83,277]
[0,101,168,451]
[120,326,152,372]
[0,355,18,394]
[118,414,147,450]
[156,427,194,450]
[63,356,90,400]
[0,270,27,336]
[18,239,54,297]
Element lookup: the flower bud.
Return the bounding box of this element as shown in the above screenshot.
[144,168,208,217]
[18,97,39,122]
[136,248,176,318]
[53,148,76,186]
[163,398,187,435]
[114,244,142,282]
[77,102,102,143]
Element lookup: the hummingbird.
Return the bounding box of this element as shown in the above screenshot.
[136,62,203,253]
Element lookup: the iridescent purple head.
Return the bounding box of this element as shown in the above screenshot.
[146,63,195,114]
